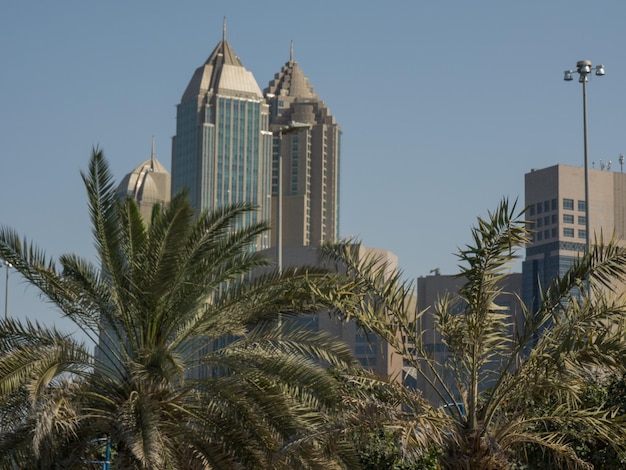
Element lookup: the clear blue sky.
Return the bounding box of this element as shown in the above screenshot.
[2,1,626,336]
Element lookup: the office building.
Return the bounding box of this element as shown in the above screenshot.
[265,45,341,248]
[522,164,626,313]
[171,28,272,251]
[269,245,404,380]
[170,31,362,379]
[413,271,523,405]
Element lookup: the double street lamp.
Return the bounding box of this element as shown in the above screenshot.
[563,60,606,253]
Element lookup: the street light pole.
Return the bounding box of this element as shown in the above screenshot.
[4,260,11,320]
[581,69,590,254]
[564,60,605,254]
[278,152,282,274]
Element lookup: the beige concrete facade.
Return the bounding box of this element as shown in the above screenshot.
[413,272,523,405]
[265,53,341,248]
[523,164,626,312]
[261,245,404,381]
[525,164,626,252]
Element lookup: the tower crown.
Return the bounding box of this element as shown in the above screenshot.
[181,39,262,102]
[265,52,318,100]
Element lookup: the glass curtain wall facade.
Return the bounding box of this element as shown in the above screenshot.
[171,37,271,250]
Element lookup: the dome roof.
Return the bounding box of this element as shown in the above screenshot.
[117,143,171,209]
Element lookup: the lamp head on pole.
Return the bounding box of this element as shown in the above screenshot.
[564,60,605,83]
[577,60,592,74]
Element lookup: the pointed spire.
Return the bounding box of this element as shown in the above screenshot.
[290,40,294,62]
[223,17,226,42]
[150,136,155,171]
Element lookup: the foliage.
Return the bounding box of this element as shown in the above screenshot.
[332,368,448,469]
[520,374,626,469]
[322,198,626,469]
[353,428,441,470]
[0,149,360,469]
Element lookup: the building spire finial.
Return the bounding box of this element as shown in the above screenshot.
[150,136,155,170]
[223,17,226,42]
[290,40,294,62]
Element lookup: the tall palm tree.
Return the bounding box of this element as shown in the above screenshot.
[0,149,358,469]
[322,198,626,469]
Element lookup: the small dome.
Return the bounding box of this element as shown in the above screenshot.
[117,150,171,222]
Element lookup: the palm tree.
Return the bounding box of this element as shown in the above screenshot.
[322,198,626,469]
[0,149,359,469]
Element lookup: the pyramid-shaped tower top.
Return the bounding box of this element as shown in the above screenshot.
[264,41,318,100]
[181,20,263,102]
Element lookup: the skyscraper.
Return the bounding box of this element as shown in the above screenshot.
[522,163,626,312]
[265,44,341,248]
[171,26,272,250]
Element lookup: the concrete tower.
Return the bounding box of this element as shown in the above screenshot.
[171,24,272,250]
[265,43,341,248]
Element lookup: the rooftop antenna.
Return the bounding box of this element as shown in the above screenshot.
[619,154,624,173]
[222,17,226,42]
[290,40,294,62]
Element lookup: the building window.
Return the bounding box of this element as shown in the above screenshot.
[578,216,586,225]
[578,200,586,211]
[544,229,550,239]
[537,232,543,241]
[578,230,587,239]
[358,357,377,367]
[563,214,574,224]
[537,203,543,214]
[544,201,550,212]
[552,228,558,238]
[551,198,557,211]
[564,227,574,237]
[563,199,574,210]
[544,216,550,225]
[537,219,543,228]
[355,333,368,343]
[552,214,558,224]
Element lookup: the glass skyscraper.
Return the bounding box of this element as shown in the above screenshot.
[171,31,271,250]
